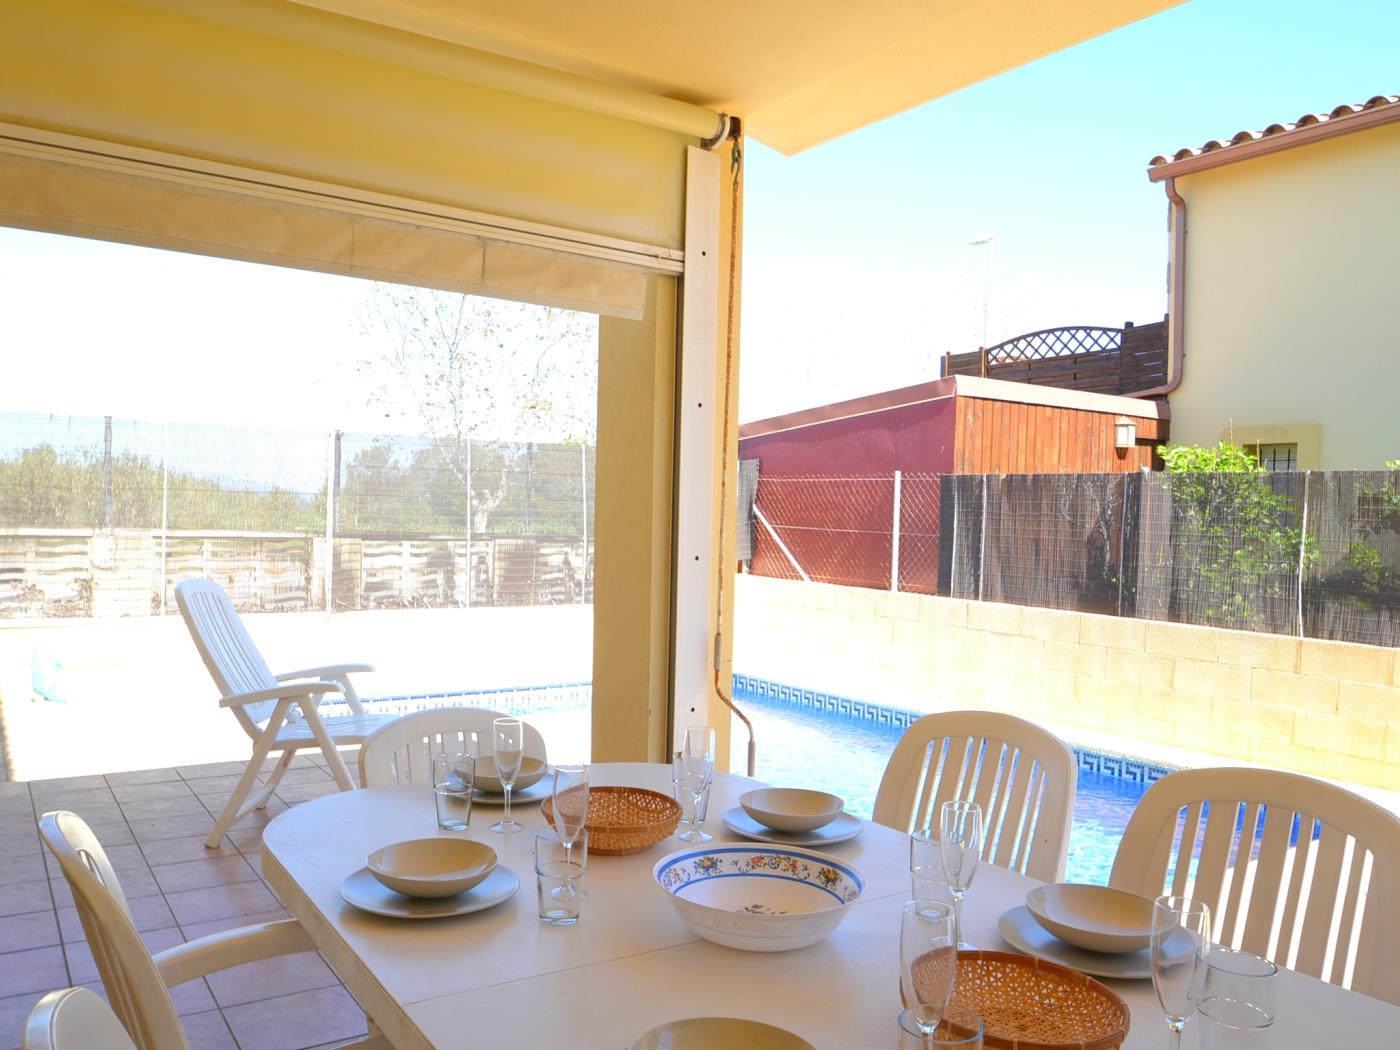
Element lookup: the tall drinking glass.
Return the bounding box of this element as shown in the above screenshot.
[900,899,958,1041]
[910,828,951,903]
[939,801,982,949]
[552,763,590,870]
[1151,895,1211,1050]
[490,717,525,834]
[675,727,715,844]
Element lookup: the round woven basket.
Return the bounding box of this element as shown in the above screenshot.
[910,951,1129,1050]
[542,786,681,856]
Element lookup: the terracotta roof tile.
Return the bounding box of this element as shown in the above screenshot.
[1149,94,1400,170]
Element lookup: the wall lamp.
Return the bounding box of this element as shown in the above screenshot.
[1114,416,1137,450]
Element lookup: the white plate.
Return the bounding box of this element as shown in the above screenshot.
[998,905,1152,979]
[472,778,553,805]
[340,864,520,919]
[721,807,864,847]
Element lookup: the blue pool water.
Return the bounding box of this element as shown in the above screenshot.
[727,689,1164,885]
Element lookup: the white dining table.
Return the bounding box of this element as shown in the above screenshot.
[261,762,1399,1049]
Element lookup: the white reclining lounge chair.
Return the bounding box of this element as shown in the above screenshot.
[175,578,396,848]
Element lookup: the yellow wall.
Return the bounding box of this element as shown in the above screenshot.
[1168,122,1400,468]
[591,277,677,762]
[736,575,1400,791]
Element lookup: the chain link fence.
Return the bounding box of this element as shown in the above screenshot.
[0,411,594,617]
[747,473,940,594]
[749,468,1400,647]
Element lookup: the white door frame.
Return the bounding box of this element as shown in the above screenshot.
[671,145,723,754]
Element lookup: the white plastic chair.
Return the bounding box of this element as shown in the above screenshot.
[175,578,395,847]
[25,988,137,1050]
[1109,766,1400,1005]
[358,706,548,788]
[872,710,1077,882]
[38,810,389,1050]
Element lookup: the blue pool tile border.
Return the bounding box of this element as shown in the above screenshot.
[731,672,1179,785]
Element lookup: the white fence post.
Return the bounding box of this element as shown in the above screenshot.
[325,431,336,613]
[1297,470,1311,638]
[580,442,588,605]
[465,437,473,608]
[890,469,902,592]
[950,481,960,596]
[978,477,988,602]
[159,422,169,615]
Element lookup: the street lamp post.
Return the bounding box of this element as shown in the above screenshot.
[970,234,996,349]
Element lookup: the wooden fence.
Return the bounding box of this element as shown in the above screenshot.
[942,319,1168,396]
[0,529,592,618]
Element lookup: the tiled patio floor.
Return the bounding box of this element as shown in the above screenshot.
[0,753,371,1050]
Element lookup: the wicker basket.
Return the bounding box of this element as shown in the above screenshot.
[909,951,1129,1050]
[542,786,681,856]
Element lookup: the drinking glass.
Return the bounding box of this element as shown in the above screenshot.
[675,726,715,844]
[910,828,951,904]
[490,717,525,834]
[1200,948,1277,1020]
[671,760,710,832]
[900,899,958,1040]
[939,801,982,949]
[431,751,474,831]
[552,763,590,870]
[1151,895,1211,1050]
[896,1004,984,1049]
[535,827,587,926]
[1197,996,1272,1049]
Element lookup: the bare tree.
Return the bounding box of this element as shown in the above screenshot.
[357,286,598,531]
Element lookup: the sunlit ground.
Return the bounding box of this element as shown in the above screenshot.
[0,605,593,780]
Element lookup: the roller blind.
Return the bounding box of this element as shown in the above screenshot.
[0,0,698,316]
[0,134,664,317]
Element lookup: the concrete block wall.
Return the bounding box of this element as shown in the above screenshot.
[734,574,1400,790]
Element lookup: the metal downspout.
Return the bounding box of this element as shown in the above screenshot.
[1133,176,1186,399]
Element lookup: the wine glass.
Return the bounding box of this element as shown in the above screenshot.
[900,899,958,1040]
[552,763,589,870]
[490,717,524,834]
[675,726,715,844]
[939,800,982,949]
[1151,895,1211,1050]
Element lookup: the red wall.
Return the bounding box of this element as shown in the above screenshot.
[738,397,956,474]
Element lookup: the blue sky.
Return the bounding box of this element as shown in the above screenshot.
[0,0,1395,431]
[740,0,1400,417]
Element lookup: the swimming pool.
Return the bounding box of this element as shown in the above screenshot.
[728,675,1175,885]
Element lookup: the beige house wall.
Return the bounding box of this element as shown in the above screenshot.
[735,575,1400,790]
[1166,121,1400,469]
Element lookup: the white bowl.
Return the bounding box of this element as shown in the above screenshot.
[630,1017,815,1049]
[366,838,497,899]
[474,755,548,794]
[1025,883,1154,954]
[739,789,844,834]
[653,844,864,952]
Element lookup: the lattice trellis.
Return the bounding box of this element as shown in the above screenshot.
[986,326,1122,363]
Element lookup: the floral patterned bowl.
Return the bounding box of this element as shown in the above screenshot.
[652,845,865,952]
